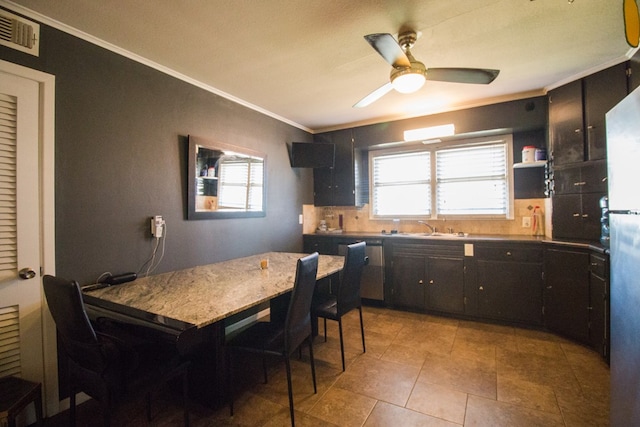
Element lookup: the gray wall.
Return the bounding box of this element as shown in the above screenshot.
[1,18,314,284]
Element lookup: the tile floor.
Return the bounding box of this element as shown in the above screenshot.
[45,306,610,426]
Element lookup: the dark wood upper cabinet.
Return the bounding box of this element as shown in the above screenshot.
[313,129,365,207]
[549,79,584,165]
[549,63,628,165]
[583,63,628,160]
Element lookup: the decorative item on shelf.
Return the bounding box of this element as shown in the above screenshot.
[522,146,536,163]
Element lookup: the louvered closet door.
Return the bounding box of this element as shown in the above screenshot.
[0,71,44,388]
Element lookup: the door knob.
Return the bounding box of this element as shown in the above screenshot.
[19,268,37,280]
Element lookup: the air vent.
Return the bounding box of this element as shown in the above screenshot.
[0,10,39,56]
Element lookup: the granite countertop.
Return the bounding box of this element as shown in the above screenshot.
[305,232,609,253]
[84,252,344,329]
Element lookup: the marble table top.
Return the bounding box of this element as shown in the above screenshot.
[83,252,344,328]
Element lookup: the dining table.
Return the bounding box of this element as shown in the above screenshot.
[81,251,344,406]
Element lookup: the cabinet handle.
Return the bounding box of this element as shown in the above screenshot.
[573,181,586,186]
[479,286,484,291]
[574,129,582,133]
[582,214,589,218]
[505,251,512,256]
[587,125,595,130]
[602,177,608,182]
[429,279,434,284]
[573,213,580,217]
[418,280,423,285]
[546,286,553,289]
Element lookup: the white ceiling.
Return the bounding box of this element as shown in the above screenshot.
[5,0,635,133]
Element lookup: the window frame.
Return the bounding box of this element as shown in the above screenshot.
[368,134,514,220]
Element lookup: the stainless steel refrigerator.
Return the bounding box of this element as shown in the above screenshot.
[607,84,640,425]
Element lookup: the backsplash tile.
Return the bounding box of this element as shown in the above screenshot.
[302,198,550,237]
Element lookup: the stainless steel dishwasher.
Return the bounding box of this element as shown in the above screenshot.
[338,239,384,301]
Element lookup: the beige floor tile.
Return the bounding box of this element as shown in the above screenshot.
[406,381,468,424]
[334,354,420,406]
[380,342,430,368]
[464,394,565,427]
[363,401,462,427]
[307,386,377,427]
[497,375,560,414]
[418,351,497,399]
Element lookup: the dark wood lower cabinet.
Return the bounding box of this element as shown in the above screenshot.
[387,242,465,314]
[544,248,590,343]
[477,260,543,325]
[475,244,544,325]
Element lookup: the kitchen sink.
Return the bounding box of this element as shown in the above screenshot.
[394,232,469,238]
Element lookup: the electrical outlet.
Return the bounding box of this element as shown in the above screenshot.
[298,214,303,225]
[151,215,165,237]
[522,217,531,228]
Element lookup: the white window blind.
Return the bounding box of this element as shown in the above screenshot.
[436,143,508,215]
[0,305,21,377]
[371,151,431,216]
[369,135,512,219]
[0,92,17,282]
[217,158,263,211]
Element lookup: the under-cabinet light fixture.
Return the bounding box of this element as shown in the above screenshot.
[403,124,455,142]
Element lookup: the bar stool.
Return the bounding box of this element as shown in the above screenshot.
[0,376,43,427]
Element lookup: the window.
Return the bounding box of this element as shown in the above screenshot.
[370,135,513,219]
[217,157,264,211]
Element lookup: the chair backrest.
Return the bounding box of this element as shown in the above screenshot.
[336,241,366,316]
[284,252,319,354]
[42,275,106,372]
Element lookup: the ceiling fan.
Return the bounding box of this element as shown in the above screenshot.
[354,28,500,108]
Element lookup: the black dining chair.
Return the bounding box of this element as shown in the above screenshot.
[312,241,367,371]
[226,252,319,427]
[42,275,190,427]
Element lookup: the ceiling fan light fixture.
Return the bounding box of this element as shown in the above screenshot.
[391,70,425,93]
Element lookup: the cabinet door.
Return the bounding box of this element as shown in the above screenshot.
[549,80,584,165]
[477,261,543,324]
[313,167,333,206]
[544,249,590,343]
[583,63,628,160]
[552,193,603,241]
[553,161,607,195]
[331,130,356,206]
[303,236,336,255]
[552,194,584,239]
[589,271,606,356]
[391,255,425,310]
[426,256,465,314]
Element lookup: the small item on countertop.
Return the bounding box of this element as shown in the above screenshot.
[339,214,343,229]
[260,259,269,269]
[534,148,547,161]
[318,220,327,232]
[522,146,536,163]
[532,206,544,236]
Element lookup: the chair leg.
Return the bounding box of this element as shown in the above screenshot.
[182,368,190,427]
[69,390,76,427]
[359,306,366,354]
[338,319,345,371]
[323,318,327,342]
[284,355,295,427]
[262,354,268,384]
[308,337,317,394]
[227,347,234,416]
[146,392,152,421]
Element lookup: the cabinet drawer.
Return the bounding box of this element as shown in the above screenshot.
[475,245,543,263]
[590,253,608,278]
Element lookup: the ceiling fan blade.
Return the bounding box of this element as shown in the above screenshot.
[364,33,411,68]
[426,68,500,84]
[353,82,393,108]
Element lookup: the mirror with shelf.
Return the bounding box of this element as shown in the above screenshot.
[187,135,266,219]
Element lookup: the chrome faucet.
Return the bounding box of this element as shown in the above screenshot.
[417,221,435,234]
